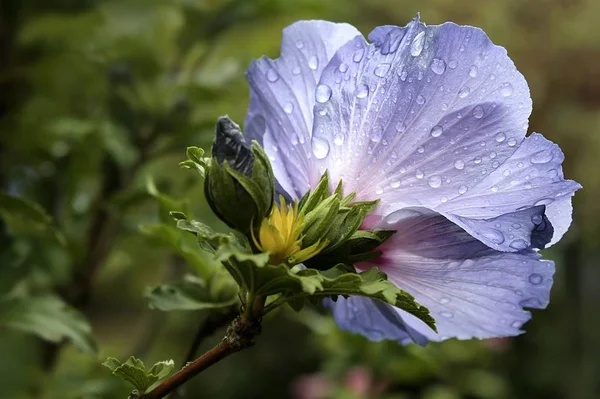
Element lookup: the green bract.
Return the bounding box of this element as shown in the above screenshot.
[297,173,396,271]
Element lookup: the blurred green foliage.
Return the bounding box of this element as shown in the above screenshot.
[0,0,598,398]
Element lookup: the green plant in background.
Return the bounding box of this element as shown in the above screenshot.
[0,1,597,399]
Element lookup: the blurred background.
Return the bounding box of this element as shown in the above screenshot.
[0,0,598,398]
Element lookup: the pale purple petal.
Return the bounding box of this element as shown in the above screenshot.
[310,17,531,206]
[324,296,428,346]
[309,17,579,248]
[437,133,581,246]
[354,208,554,342]
[245,20,361,198]
[443,206,553,252]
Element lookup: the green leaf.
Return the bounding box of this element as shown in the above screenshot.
[214,239,436,332]
[0,294,96,353]
[173,214,435,331]
[146,274,238,311]
[0,193,65,245]
[102,356,174,393]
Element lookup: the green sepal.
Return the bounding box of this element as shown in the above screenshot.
[301,194,340,247]
[346,229,396,253]
[298,171,330,213]
[102,356,174,393]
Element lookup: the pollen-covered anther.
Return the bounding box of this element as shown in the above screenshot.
[252,195,327,265]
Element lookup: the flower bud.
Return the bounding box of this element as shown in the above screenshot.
[205,116,274,235]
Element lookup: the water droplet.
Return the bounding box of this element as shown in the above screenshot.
[371,125,383,143]
[334,134,344,146]
[416,95,426,105]
[529,273,543,285]
[375,186,384,194]
[430,58,446,75]
[410,31,425,56]
[353,48,365,62]
[417,146,424,153]
[472,105,484,119]
[448,59,458,69]
[390,180,401,188]
[295,40,304,49]
[415,169,424,179]
[473,156,482,164]
[308,55,318,70]
[482,228,505,244]
[531,214,543,225]
[374,63,391,77]
[469,65,478,77]
[490,151,497,159]
[292,66,301,75]
[458,87,470,98]
[311,137,330,159]
[507,137,517,147]
[283,102,294,114]
[458,185,468,194]
[440,297,450,304]
[517,162,524,168]
[430,125,443,137]
[454,160,465,170]
[396,122,406,132]
[512,223,521,229]
[315,84,332,103]
[495,133,506,143]
[428,175,442,188]
[338,63,348,73]
[440,311,454,318]
[355,84,369,99]
[510,239,528,250]
[398,68,408,82]
[491,185,499,192]
[500,82,513,97]
[530,150,553,164]
[266,69,279,82]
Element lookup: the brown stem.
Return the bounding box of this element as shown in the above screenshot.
[143,340,236,399]
[142,311,261,399]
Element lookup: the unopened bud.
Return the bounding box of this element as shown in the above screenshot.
[205,116,274,235]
